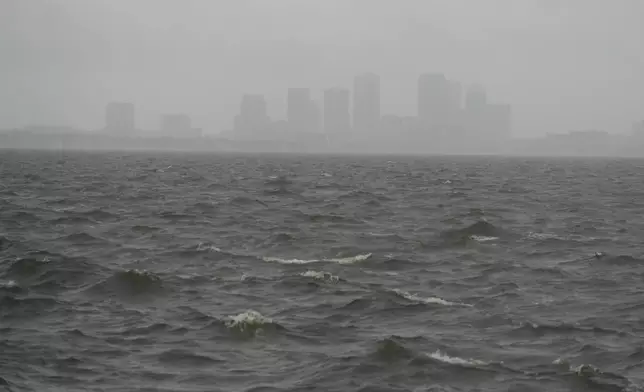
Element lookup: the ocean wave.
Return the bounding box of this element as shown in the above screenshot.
[4,252,95,291]
[0,235,13,251]
[439,220,507,247]
[0,295,61,318]
[300,270,340,283]
[553,360,638,391]
[307,213,364,225]
[88,269,164,297]
[263,253,372,265]
[77,208,117,220]
[513,321,627,337]
[469,235,499,242]
[224,310,281,337]
[157,348,223,366]
[392,289,471,307]
[130,224,161,233]
[59,232,105,243]
[427,350,489,367]
[0,280,19,292]
[196,243,223,253]
[373,337,415,361]
[526,232,566,241]
[442,220,504,238]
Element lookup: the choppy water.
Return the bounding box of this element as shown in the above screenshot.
[1,150,644,392]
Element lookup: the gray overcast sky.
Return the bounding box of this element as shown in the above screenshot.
[1,0,642,136]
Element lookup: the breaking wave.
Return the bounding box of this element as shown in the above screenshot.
[224,310,282,338]
[427,350,490,367]
[88,269,164,297]
[263,253,372,265]
[392,289,471,307]
[300,270,340,283]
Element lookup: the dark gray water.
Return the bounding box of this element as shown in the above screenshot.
[1,150,644,392]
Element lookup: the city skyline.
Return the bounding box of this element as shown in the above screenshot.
[2,1,643,137]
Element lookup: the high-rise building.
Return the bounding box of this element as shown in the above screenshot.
[465,84,487,114]
[234,94,269,138]
[161,114,201,138]
[323,88,351,134]
[447,80,463,125]
[105,102,135,135]
[353,73,380,133]
[418,73,450,130]
[485,104,512,140]
[287,88,316,132]
[463,84,489,137]
[161,114,191,134]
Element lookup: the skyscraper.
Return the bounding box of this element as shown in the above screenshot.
[105,102,135,135]
[418,73,450,130]
[161,114,192,134]
[465,84,487,113]
[323,88,351,134]
[464,84,489,137]
[447,80,463,124]
[485,104,512,140]
[353,73,380,133]
[287,88,316,132]
[234,94,269,137]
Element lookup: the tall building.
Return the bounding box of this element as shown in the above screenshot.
[447,80,463,126]
[323,88,351,134]
[418,73,450,130]
[161,114,191,134]
[105,102,135,135]
[234,94,269,138]
[160,114,201,138]
[464,84,489,137]
[465,84,487,113]
[353,73,380,133]
[485,104,512,140]
[287,88,316,132]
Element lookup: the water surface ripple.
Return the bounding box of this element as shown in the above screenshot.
[1,151,644,392]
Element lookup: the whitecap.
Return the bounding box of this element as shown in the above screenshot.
[196,243,222,253]
[469,235,499,242]
[552,357,569,366]
[264,253,372,265]
[225,310,273,332]
[428,350,488,367]
[300,270,339,282]
[526,232,563,241]
[324,253,372,264]
[263,257,318,265]
[393,289,471,307]
[0,280,18,288]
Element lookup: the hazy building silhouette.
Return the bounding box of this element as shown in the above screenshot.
[105,102,135,135]
[234,94,270,139]
[447,80,463,126]
[160,114,201,138]
[162,114,191,133]
[485,104,512,140]
[464,84,489,138]
[287,88,317,132]
[465,84,487,113]
[323,88,351,134]
[353,73,380,133]
[418,73,450,131]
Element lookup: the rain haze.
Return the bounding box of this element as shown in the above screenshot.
[5,2,644,392]
[1,0,643,143]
